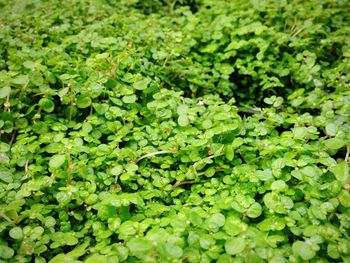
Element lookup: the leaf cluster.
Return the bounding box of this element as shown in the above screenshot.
[0,0,350,262]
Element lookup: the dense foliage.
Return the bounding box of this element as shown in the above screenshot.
[0,0,350,262]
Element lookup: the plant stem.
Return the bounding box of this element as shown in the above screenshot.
[237,107,267,116]
[24,160,29,179]
[162,49,174,68]
[170,180,200,191]
[191,154,217,171]
[134,150,173,163]
[0,212,15,225]
[197,167,224,176]
[67,149,72,186]
[9,129,17,147]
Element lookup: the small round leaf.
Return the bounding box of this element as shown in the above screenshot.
[225,237,246,255]
[133,78,151,90]
[0,86,11,98]
[292,241,316,260]
[164,243,183,259]
[49,154,66,168]
[178,115,189,126]
[110,165,123,176]
[39,98,55,113]
[247,203,262,218]
[122,95,137,104]
[0,245,14,259]
[15,118,28,129]
[9,227,23,240]
[127,238,153,255]
[76,95,92,108]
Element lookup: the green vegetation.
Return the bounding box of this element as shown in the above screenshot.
[0,0,350,262]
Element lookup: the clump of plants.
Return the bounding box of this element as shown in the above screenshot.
[0,0,350,262]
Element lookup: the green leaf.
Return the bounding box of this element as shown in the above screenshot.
[11,75,29,85]
[122,95,137,104]
[256,169,273,181]
[9,227,23,240]
[263,97,273,105]
[324,138,346,150]
[56,192,71,205]
[232,138,244,148]
[204,167,216,178]
[125,163,138,172]
[327,243,340,259]
[111,165,123,176]
[258,217,285,231]
[82,122,93,133]
[49,154,66,168]
[127,238,153,255]
[271,180,287,191]
[133,77,151,90]
[76,95,92,108]
[299,166,321,178]
[225,237,246,255]
[199,234,215,249]
[48,254,79,263]
[23,60,36,69]
[202,119,212,129]
[119,221,136,237]
[292,241,316,260]
[218,64,234,75]
[206,213,225,230]
[15,118,28,129]
[225,145,234,161]
[330,161,349,184]
[246,203,262,218]
[64,232,78,246]
[292,127,308,138]
[2,120,13,133]
[189,211,203,226]
[164,243,183,259]
[0,86,11,98]
[39,98,55,113]
[177,104,189,115]
[85,254,108,263]
[58,87,69,98]
[108,217,121,231]
[339,190,350,207]
[0,171,13,183]
[0,245,14,259]
[269,255,288,263]
[178,115,189,126]
[201,43,219,53]
[325,123,337,136]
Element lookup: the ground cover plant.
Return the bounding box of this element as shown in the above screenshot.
[0,0,350,262]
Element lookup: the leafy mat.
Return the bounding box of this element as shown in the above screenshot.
[0,0,350,262]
